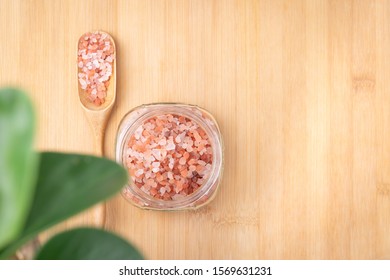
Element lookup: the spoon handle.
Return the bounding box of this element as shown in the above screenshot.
[85,112,111,227]
[93,126,105,156]
[85,110,111,156]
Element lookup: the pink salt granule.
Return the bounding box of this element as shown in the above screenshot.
[125,114,213,201]
[78,31,114,106]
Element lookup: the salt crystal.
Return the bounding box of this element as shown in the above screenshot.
[79,78,87,89]
[152,149,162,161]
[158,138,167,146]
[197,178,205,185]
[93,60,100,68]
[134,126,143,140]
[166,141,175,151]
[179,124,186,131]
[189,165,196,172]
[186,146,193,153]
[161,149,167,158]
[179,157,186,165]
[135,169,144,177]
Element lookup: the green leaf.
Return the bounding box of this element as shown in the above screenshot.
[0,152,128,258]
[36,228,143,260]
[24,152,128,236]
[0,88,39,249]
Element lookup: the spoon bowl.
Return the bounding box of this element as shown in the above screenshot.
[77,31,116,155]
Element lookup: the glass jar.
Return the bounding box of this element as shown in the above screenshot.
[116,103,223,210]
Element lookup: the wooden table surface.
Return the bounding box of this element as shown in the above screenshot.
[1,0,390,259]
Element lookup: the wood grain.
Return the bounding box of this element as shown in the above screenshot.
[1,0,390,259]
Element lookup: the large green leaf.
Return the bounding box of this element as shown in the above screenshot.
[36,228,143,260]
[0,88,39,249]
[0,152,128,258]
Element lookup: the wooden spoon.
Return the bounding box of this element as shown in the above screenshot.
[77,31,116,227]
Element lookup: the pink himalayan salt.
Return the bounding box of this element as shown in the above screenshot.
[125,114,213,200]
[78,31,114,106]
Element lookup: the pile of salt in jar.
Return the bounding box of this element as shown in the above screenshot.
[116,104,223,210]
[125,113,213,201]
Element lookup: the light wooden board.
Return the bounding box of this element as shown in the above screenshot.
[1,0,390,259]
